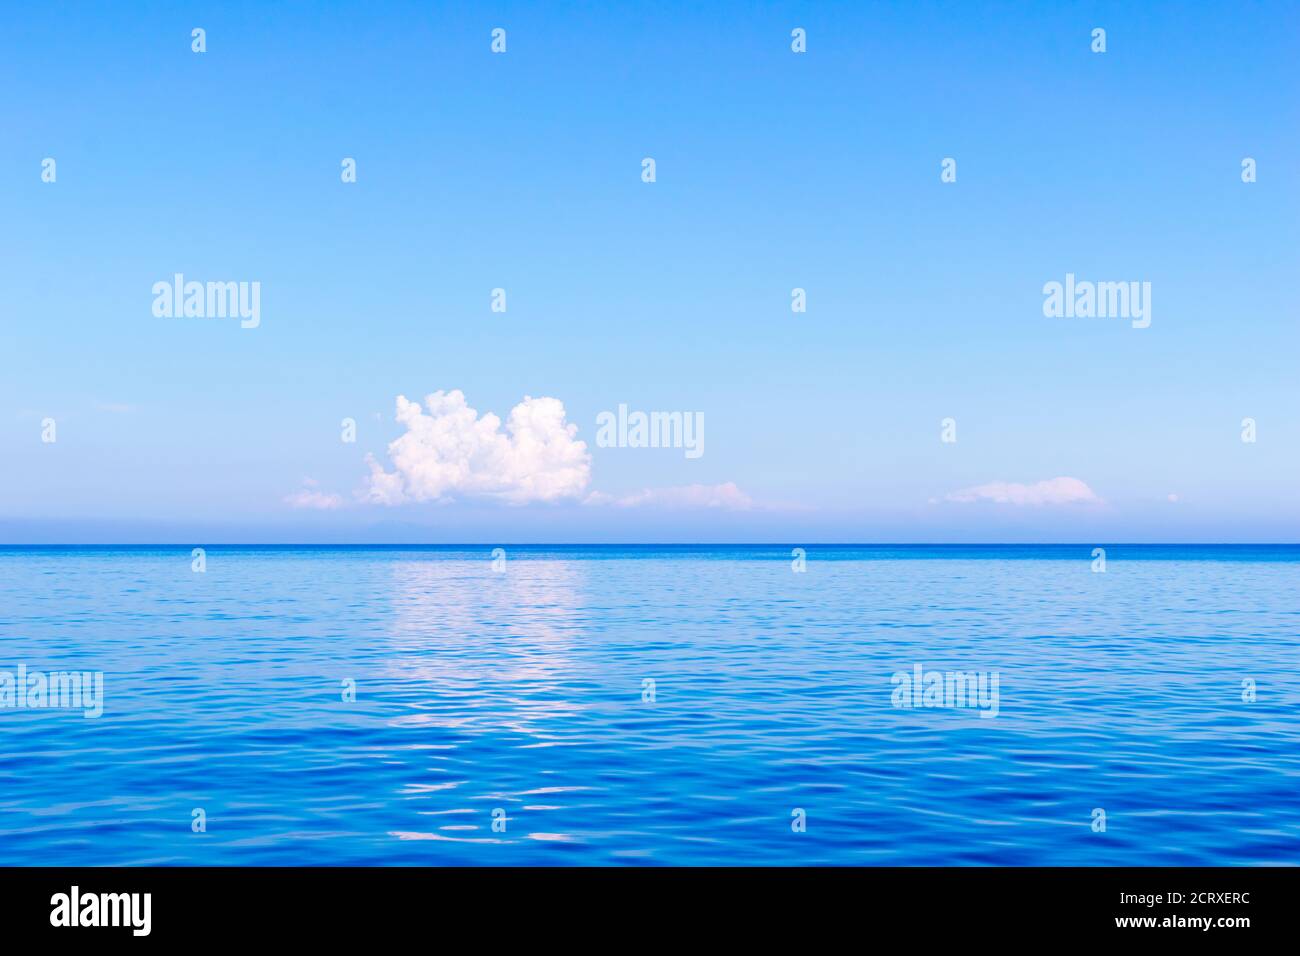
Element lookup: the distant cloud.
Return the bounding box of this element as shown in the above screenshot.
[285,490,344,510]
[587,482,753,510]
[941,477,1101,506]
[285,478,344,510]
[363,390,590,505]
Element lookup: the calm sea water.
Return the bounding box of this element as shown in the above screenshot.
[0,545,1297,866]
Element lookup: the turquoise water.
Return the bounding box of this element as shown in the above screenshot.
[0,545,1297,865]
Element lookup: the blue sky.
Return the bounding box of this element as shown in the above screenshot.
[2,1,1297,542]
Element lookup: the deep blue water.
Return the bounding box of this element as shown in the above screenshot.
[0,545,1297,865]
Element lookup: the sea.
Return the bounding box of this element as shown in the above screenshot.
[0,544,1296,865]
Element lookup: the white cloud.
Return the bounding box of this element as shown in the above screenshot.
[285,477,344,509]
[364,390,590,505]
[942,476,1101,506]
[284,483,345,510]
[586,482,753,510]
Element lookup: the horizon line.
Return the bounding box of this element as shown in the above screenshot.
[3,542,1299,549]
